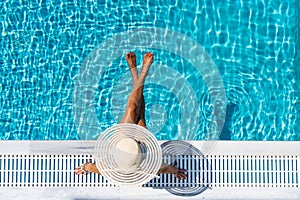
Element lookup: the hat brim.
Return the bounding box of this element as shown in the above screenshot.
[94,123,162,187]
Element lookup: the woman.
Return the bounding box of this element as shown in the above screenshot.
[75,52,187,180]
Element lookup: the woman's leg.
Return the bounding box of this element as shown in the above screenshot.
[120,52,153,125]
[137,95,146,128]
[125,52,147,128]
[136,52,154,127]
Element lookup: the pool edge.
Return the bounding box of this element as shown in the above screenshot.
[0,140,299,155]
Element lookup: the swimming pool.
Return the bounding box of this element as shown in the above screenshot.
[0,0,299,140]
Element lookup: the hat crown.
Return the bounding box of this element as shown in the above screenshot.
[113,138,142,170]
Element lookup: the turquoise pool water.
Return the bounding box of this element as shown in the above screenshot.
[0,0,299,140]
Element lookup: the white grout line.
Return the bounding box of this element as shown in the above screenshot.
[292,156,296,186]
[231,156,234,187]
[297,156,300,187]
[4,156,7,186]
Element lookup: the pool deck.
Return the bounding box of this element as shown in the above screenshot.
[0,140,299,200]
[1,140,300,155]
[1,187,299,200]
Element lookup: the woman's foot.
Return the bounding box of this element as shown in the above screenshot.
[126,52,138,82]
[126,52,137,69]
[140,52,153,80]
[142,52,153,70]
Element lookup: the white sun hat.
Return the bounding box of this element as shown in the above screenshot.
[94,123,162,187]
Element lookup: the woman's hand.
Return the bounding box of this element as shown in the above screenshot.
[158,161,187,180]
[75,159,93,175]
[170,161,187,180]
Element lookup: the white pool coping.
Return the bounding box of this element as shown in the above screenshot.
[0,140,299,200]
[0,140,300,155]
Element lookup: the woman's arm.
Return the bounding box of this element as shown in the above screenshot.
[84,163,101,175]
[76,161,187,180]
